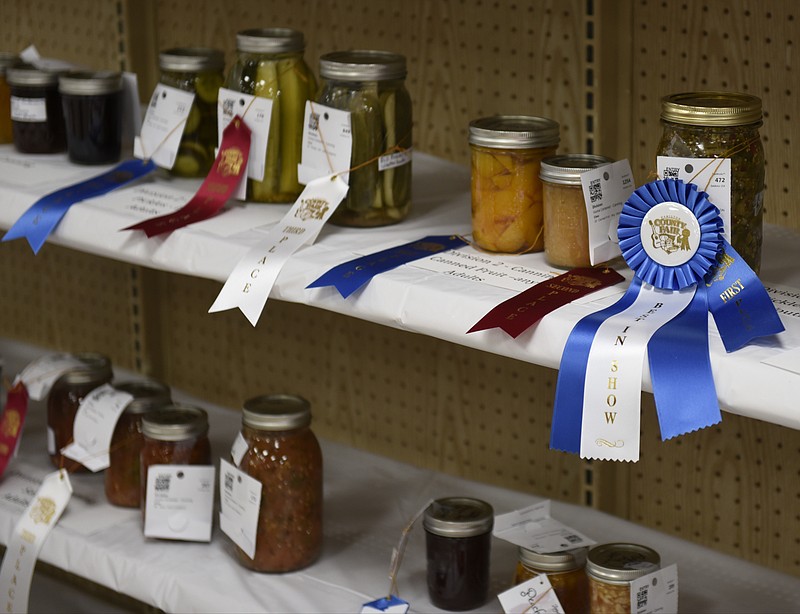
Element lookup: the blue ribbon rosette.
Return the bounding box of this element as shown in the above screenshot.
[550,178,783,461]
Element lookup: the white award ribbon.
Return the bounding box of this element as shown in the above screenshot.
[0,470,72,614]
[209,174,349,326]
[580,283,696,461]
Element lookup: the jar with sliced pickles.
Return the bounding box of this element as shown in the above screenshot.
[226,28,316,203]
[0,52,19,144]
[317,50,412,227]
[158,47,225,177]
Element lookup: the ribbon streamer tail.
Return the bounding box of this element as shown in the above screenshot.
[208,288,264,327]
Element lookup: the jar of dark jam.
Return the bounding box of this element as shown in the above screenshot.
[0,52,19,144]
[7,66,66,153]
[46,353,113,472]
[423,497,494,611]
[59,71,123,165]
[513,546,590,613]
[232,394,323,572]
[586,543,660,614]
[104,379,171,508]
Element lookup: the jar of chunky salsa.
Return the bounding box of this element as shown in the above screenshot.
[586,543,660,613]
[233,394,323,572]
[104,379,171,508]
[513,546,589,613]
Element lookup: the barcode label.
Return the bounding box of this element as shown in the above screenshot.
[662,166,680,179]
[154,474,171,492]
[636,585,649,607]
[589,178,603,203]
[224,472,234,492]
[308,111,319,131]
[563,533,582,544]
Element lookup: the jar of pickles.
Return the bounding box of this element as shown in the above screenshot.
[231,394,323,572]
[541,154,614,268]
[227,28,316,203]
[513,546,589,613]
[105,379,171,508]
[318,50,412,227]
[656,91,765,273]
[158,47,225,177]
[469,116,560,253]
[46,353,113,471]
[7,66,67,154]
[0,52,19,144]
[586,543,660,613]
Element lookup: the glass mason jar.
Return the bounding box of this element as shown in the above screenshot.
[233,394,323,572]
[104,379,171,508]
[586,543,660,614]
[656,91,765,273]
[59,71,123,165]
[47,353,113,471]
[513,546,590,614]
[424,497,494,611]
[318,50,412,227]
[226,28,317,203]
[541,154,614,268]
[469,115,560,253]
[7,66,67,154]
[0,52,19,144]
[159,47,225,177]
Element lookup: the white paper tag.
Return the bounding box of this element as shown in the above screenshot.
[120,72,142,151]
[493,500,595,552]
[379,148,412,171]
[134,83,195,170]
[361,596,410,613]
[10,97,47,122]
[630,564,679,613]
[657,156,732,240]
[46,427,55,455]
[16,353,86,401]
[230,432,248,467]
[218,458,261,559]
[580,159,634,265]
[144,464,215,542]
[209,174,349,326]
[60,384,134,472]
[498,575,565,614]
[297,101,353,185]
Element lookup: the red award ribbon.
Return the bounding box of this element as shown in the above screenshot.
[0,382,29,478]
[468,267,626,338]
[124,116,251,237]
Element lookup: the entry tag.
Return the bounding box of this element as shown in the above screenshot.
[379,148,412,171]
[15,354,85,401]
[630,564,679,613]
[297,101,353,185]
[218,458,261,559]
[498,575,565,614]
[360,596,410,613]
[134,83,195,169]
[230,432,248,467]
[493,501,595,553]
[144,464,215,542]
[580,159,635,265]
[60,384,134,472]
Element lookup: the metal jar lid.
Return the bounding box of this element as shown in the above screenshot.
[159,47,225,73]
[660,91,762,127]
[586,543,660,584]
[58,353,113,386]
[423,497,494,538]
[7,66,61,88]
[142,404,209,441]
[235,28,305,54]
[242,394,311,430]
[518,546,588,573]
[540,154,614,186]
[0,52,18,75]
[468,115,560,149]
[59,71,123,96]
[114,380,171,415]
[319,50,406,82]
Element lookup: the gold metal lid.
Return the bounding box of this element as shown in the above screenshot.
[142,404,208,441]
[660,91,762,127]
[159,47,225,73]
[57,353,113,386]
[242,394,311,430]
[518,546,588,572]
[586,543,660,584]
[469,115,560,149]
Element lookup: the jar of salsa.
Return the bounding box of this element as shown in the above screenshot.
[104,379,171,508]
[46,353,113,472]
[7,65,67,153]
[513,546,589,613]
[586,543,660,614]
[0,52,19,144]
[233,394,323,572]
[423,497,494,611]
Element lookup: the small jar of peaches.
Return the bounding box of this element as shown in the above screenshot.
[469,115,559,253]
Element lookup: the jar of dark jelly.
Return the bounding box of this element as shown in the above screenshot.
[0,52,20,144]
[59,71,123,165]
[424,497,494,611]
[7,66,66,153]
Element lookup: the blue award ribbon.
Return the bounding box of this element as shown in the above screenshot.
[307,235,466,298]
[2,158,155,254]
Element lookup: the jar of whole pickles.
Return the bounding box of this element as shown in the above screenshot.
[656,91,764,273]
[541,154,614,268]
[318,50,412,227]
[7,66,67,153]
[469,116,560,253]
[47,353,113,471]
[513,546,589,613]
[232,394,323,572]
[0,52,19,144]
[227,28,317,203]
[586,543,660,613]
[104,379,171,508]
[158,47,225,177]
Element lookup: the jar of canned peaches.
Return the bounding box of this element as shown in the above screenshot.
[469,115,559,253]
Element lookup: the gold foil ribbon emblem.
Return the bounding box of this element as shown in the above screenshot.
[218,147,245,177]
[295,198,329,221]
[29,497,56,525]
[648,215,692,255]
[706,250,736,286]
[561,274,603,289]
[1,410,20,438]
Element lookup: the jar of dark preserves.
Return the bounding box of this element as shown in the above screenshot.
[513,546,590,613]
[0,52,19,144]
[423,497,494,611]
[47,353,113,472]
[59,71,123,165]
[7,66,66,153]
[233,394,323,572]
[586,543,660,614]
[104,379,171,508]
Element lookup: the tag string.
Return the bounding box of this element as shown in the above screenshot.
[457,223,544,257]
[387,499,432,599]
